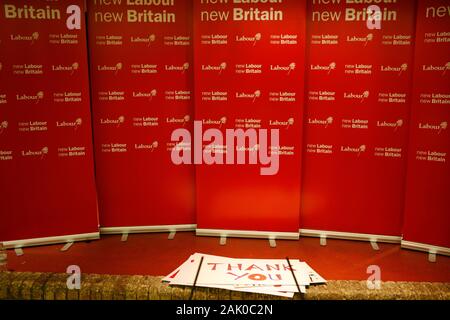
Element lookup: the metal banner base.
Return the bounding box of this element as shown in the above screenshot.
[196,228,299,240]
[100,224,197,235]
[300,229,401,244]
[2,232,99,249]
[401,240,450,257]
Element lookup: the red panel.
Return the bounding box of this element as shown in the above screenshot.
[87,1,196,227]
[403,0,450,248]
[300,0,416,236]
[194,1,306,233]
[0,0,99,241]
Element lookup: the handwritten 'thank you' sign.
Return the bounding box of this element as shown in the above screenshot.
[164,253,326,297]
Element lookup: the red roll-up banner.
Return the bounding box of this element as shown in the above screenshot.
[0,0,99,247]
[193,0,306,238]
[402,0,450,254]
[300,0,416,241]
[87,1,196,233]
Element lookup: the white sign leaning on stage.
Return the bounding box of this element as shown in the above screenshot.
[163,253,326,298]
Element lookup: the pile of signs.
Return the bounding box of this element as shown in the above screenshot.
[162,253,326,298]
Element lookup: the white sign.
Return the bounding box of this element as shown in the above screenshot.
[163,253,326,298]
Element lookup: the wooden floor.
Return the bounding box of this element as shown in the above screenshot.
[4,232,450,282]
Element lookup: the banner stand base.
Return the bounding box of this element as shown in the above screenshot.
[3,232,100,249]
[299,229,401,244]
[168,231,176,240]
[196,229,299,240]
[370,240,380,251]
[401,240,450,257]
[100,224,197,235]
[269,238,277,248]
[60,241,74,252]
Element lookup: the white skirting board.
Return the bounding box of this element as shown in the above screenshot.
[401,240,450,256]
[196,228,299,240]
[2,232,100,249]
[100,224,197,234]
[299,229,402,243]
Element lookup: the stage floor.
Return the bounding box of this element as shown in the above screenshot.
[5,232,450,282]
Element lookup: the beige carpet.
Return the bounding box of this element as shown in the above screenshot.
[0,271,449,300]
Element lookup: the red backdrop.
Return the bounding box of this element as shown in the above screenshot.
[87,1,196,230]
[300,0,416,238]
[1,1,448,251]
[0,0,99,244]
[194,0,306,235]
[402,0,450,249]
